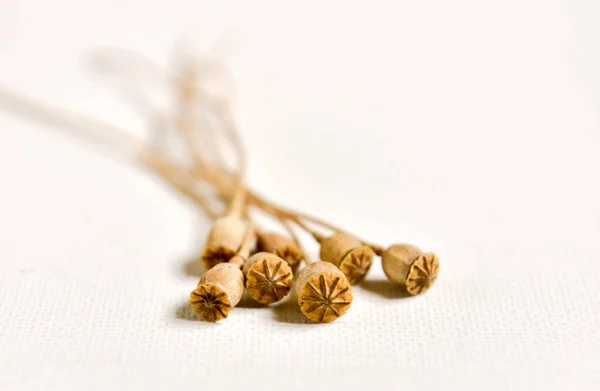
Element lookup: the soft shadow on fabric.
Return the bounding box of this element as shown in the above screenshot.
[359,278,412,299]
[271,291,317,325]
[175,301,204,322]
[236,291,268,309]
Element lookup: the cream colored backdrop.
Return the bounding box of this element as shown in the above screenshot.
[0,1,599,390]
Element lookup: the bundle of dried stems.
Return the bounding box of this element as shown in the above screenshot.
[0,42,439,324]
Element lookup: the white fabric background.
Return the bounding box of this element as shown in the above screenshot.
[1,1,599,390]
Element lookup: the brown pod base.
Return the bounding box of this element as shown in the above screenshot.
[243,252,293,304]
[190,283,232,322]
[296,262,353,323]
[319,232,374,285]
[338,245,375,285]
[190,263,244,322]
[381,244,440,296]
[272,246,303,271]
[200,245,237,270]
[256,232,303,271]
[406,253,440,295]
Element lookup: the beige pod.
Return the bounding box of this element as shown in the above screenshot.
[319,232,375,285]
[295,262,353,323]
[190,263,244,322]
[256,232,303,271]
[381,244,440,295]
[242,252,294,304]
[201,216,248,269]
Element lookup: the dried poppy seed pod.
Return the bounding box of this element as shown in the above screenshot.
[190,262,244,322]
[295,261,353,323]
[319,232,375,285]
[243,252,293,304]
[256,232,303,271]
[201,216,248,269]
[381,244,440,295]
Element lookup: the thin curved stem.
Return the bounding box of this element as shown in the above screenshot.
[228,221,255,268]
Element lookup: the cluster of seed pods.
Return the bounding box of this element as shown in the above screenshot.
[189,192,440,323]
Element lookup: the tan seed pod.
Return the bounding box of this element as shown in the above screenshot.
[243,252,293,304]
[256,232,303,271]
[381,244,440,295]
[201,216,248,269]
[190,263,244,322]
[319,232,375,285]
[295,261,353,323]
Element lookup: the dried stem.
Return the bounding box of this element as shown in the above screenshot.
[290,217,326,243]
[1,55,382,258]
[174,69,211,174]
[0,87,221,218]
[141,152,221,218]
[225,180,246,218]
[195,168,384,254]
[228,222,255,268]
